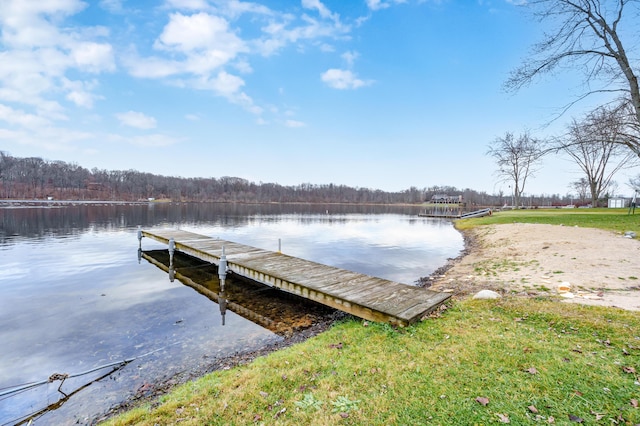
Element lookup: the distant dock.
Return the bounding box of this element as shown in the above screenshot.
[418,207,492,219]
[140,229,451,326]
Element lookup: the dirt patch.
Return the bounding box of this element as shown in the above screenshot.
[423,223,640,311]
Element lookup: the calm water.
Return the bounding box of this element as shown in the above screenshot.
[0,203,463,425]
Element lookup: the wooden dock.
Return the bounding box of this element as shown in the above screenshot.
[141,229,451,326]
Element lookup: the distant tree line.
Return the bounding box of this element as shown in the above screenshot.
[0,152,575,206]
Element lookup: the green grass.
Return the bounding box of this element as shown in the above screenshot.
[456,208,640,235]
[102,299,640,425]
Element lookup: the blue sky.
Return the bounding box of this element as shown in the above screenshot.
[0,0,636,196]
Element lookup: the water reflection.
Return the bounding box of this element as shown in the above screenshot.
[142,250,335,336]
[182,213,461,284]
[0,202,423,245]
[0,230,281,426]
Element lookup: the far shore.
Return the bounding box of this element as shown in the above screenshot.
[0,199,150,206]
[0,199,464,207]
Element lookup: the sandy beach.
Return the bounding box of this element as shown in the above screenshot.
[426,223,640,311]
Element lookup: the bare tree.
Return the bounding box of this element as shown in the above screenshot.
[571,177,591,203]
[488,131,546,209]
[0,151,15,198]
[0,151,11,181]
[559,105,638,206]
[506,0,640,154]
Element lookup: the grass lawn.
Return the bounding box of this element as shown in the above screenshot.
[457,208,640,235]
[103,209,640,425]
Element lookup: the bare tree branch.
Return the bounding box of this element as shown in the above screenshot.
[506,0,640,141]
[487,131,546,209]
[556,103,639,205]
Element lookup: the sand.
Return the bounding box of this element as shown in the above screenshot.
[427,223,640,311]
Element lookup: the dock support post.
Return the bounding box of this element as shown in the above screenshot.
[137,226,143,249]
[278,238,281,253]
[218,246,227,325]
[137,226,144,263]
[218,246,228,325]
[218,246,227,289]
[219,287,227,326]
[168,237,175,270]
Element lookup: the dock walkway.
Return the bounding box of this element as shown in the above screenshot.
[141,229,451,326]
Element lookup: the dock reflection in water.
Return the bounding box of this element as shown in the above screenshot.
[141,249,336,336]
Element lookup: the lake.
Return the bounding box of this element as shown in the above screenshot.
[0,202,463,425]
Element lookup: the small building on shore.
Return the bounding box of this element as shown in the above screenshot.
[430,194,463,204]
[608,197,629,208]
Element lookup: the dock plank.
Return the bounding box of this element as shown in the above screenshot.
[141,229,450,325]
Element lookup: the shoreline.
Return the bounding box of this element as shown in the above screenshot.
[416,227,476,290]
[0,199,150,207]
[93,311,348,424]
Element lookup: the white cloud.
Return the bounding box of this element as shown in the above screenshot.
[0,0,87,48]
[116,111,158,129]
[99,0,124,13]
[155,13,245,54]
[341,50,359,67]
[33,99,68,121]
[121,1,358,125]
[128,13,248,79]
[163,0,211,11]
[124,53,182,78]
[175,71,262,115]
[71,42,116,73]
[319,43,335,52]
[366,0,390,11]
[0,0,114,130]
[233,59,253,74]
[66,91,94,108]
[366,0,407,11]
[223,0,273,19]
[0,128,24,140]
[321,68,373,90]
[0,124,94,152]
[285,119,305,128]
[233,92,263,115]
[62,78,102,108]
[0,103,51,127]
[302,0,338,21]
[188,71,245,97]
[253,6,351,57]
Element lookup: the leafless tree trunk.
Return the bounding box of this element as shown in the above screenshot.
[487,131,546,209]
[559,104,637,206]
[506,0,640,155]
